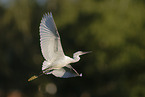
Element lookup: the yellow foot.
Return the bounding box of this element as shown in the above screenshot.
[28,75,38,81]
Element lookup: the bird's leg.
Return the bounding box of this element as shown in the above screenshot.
[28,66,55,82]
[28,72,44,82]
[28,67,53,82]
[42,66,54,74]
[43,69,53,74]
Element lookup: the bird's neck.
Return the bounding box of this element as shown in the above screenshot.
[72,55,80,63]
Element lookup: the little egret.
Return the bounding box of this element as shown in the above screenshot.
[28,12,91,81]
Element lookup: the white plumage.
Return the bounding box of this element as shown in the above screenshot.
[28,12,91,81]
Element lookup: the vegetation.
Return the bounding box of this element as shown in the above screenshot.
[0,0,145,97]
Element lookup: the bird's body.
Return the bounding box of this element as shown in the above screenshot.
[43,56,73,70]
[28,12,91,81]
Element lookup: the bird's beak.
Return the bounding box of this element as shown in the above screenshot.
[82,51,92,55]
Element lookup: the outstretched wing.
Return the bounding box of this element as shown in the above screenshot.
[52,65,82,78]
[40,12,64,62]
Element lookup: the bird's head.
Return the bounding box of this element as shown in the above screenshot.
[74,51,92,56]
[72,51,91,63]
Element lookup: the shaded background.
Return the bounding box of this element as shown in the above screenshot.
[0,0,145,97]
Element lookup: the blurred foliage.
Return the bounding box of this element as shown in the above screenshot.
[0,0,145,97]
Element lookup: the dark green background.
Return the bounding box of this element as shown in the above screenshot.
[0,0,145,97]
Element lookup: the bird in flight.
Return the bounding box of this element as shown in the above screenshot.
[28,12,91,81]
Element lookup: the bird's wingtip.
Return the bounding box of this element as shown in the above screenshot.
[42,12,53,18]
[80,73,82,77]
[50,12,52,15]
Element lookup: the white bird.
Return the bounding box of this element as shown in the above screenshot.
[28,12,91,81]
